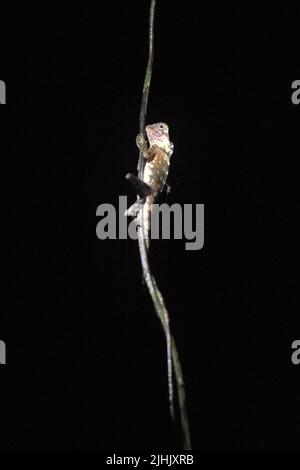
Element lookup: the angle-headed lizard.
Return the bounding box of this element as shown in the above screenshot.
[126,122,174,245]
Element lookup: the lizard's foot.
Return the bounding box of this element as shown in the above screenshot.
[124,198,145,218]
[136,133,145,148]
[136,133,148,158]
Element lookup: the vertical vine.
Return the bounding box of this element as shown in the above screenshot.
[131,0,192,450]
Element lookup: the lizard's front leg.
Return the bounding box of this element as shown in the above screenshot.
[136,133,149,159]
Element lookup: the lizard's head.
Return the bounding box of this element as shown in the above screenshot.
[145,122,170,152]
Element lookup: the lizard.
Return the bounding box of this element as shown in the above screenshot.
[125,122,174,246]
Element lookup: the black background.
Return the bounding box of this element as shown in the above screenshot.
[1,1,299,450]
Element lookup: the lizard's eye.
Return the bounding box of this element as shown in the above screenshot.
[159,124,164,129]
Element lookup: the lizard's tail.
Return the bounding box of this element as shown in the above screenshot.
[142,195,154,249]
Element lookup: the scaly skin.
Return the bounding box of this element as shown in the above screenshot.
[138,122,174,243]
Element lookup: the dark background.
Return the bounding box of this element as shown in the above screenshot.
[1,1,299,449]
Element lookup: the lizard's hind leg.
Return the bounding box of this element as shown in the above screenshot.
[124,198,145,218]
[125,173,152,198]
